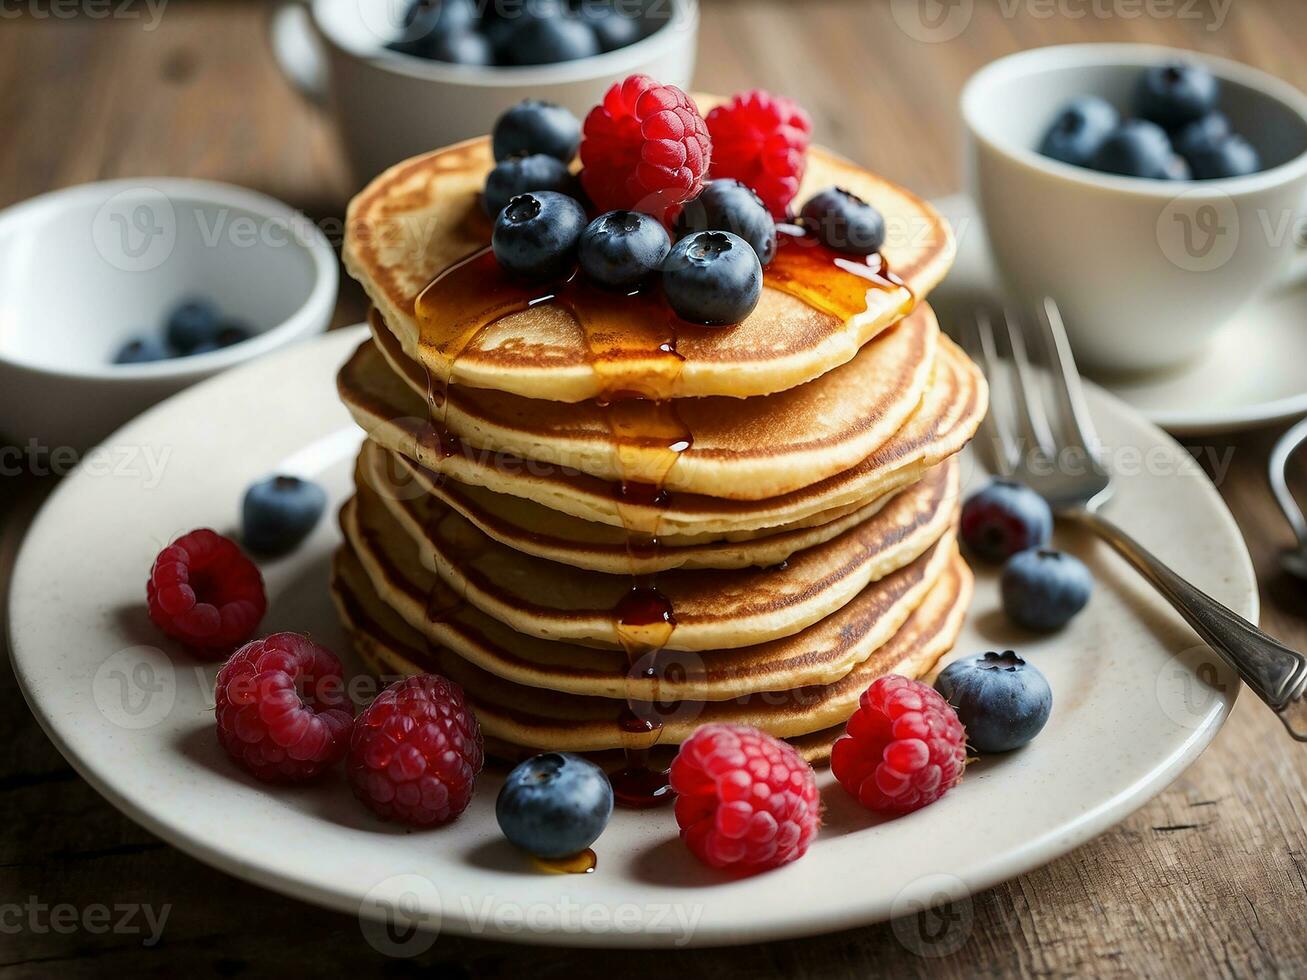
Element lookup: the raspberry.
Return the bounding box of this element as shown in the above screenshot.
[671,724,820,875]
[707,90,812,218]
[831,675,967,814]
[347,675,484,827]
[146,529,266,657]
[214,632,355,783]
[580,74,712,219]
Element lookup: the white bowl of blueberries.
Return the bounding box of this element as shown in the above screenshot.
[272,0,698,183]
[0,179,338,451]
[963,44,1307,374]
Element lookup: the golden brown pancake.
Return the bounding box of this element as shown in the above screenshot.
[355,459,960,651]
[331,540,972,755]
[343,137,954,402]
[359,439,930,573]
[365,304,939,499]
[338,490,958,700]
[339,333,986,536]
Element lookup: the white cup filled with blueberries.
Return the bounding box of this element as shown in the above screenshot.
[269,0,698,184]
[963,44,1307,375]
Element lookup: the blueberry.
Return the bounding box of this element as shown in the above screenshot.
[1188,133,1261,179]
[1038,95,1119,168]
[1089,120,1188,180]
[960,479,1052,564]
[493,100,581,163]
[799,187,886,256]
[935,650,1052,753]
[675,179,777,266]
[188,341,220,356]
[166,298,221,354]
[579,210,671,288]
[387,0,479,57]
[1135,62,1220,131]
[492,191,587,280]
[496,752,613,859]
[113,336,169,364]
[577,4,643,51]
[1173,111,1231,161]
[1001,548,1093,631]
[242,475,328,556]
[483,153,573,217]
[662,231,763,326]
[506,15,599,65]
[423,29,496,65]
[214,321,253,348]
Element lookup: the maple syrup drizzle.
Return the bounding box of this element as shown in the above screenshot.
[532,848,597,875]
[408,218,911,812]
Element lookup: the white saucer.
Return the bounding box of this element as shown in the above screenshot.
[931,193,1307,435]
[8,328,1250,948]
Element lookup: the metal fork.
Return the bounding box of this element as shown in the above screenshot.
[964,298,1307,740]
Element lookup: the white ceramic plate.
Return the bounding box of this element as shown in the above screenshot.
[8,328,1251,949]
[931,193,1307,435]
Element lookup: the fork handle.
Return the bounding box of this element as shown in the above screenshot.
[1068,509,1307,737]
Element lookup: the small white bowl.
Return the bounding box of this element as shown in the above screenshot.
[269,0,699,183]
[962,44,1307,374]
[0,178,338,451]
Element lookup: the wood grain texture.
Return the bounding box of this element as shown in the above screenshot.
[2,0,1307,975]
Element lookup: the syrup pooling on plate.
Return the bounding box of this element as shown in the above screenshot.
[532,848,597,875]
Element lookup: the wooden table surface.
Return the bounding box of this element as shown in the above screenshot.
[3,1,1307,975]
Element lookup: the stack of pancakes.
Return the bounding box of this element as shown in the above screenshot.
[332,134,988,766]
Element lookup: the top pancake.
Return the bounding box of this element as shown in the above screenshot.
[343,135,954,402]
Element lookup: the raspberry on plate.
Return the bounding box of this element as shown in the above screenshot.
[347,674,484,827]
[831,675,967,815]
[579,74,712,220]
[214,632,355,783]
[706,89,812,219]
[670,723,821,875]
[146,529,266,657]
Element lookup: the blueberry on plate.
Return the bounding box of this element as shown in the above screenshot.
[242,475,328,556]
[674,178,777,266]
[492,100,582,163]
[799,187,886,256]
[935,650,1052,753]
[1173,111,1231,161]
[578,5,643,51]
[1135,62,1220,131]
[492,191,588,280]
[960,478,1052,564]
[579,210,671,288]
[662,230,763,326]
[506,15,600,65]
[166,298,221,354]
[483,154,573,217]
[1089,120,1189,180]
[113,336,169,364]
[1001,548,1093,631]
[1188,133,1261,179]
[1038,95,1119,168]
[496,752,613,860]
